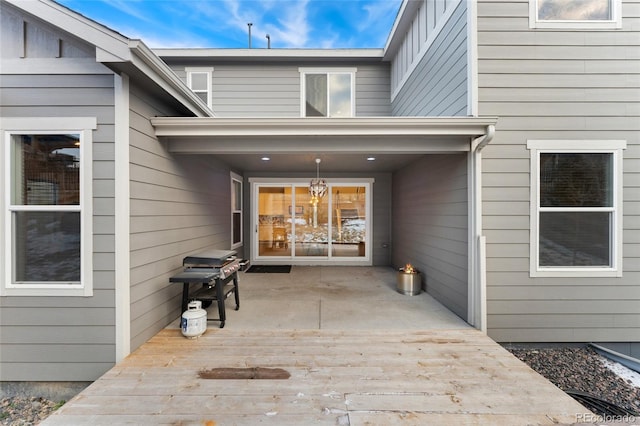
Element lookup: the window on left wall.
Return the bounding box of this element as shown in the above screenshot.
[186,67,213,109]
[2,119,94,296]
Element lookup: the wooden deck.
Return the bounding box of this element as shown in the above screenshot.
[43,328,588,425]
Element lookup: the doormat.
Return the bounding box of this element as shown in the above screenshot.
[245,265,292,273]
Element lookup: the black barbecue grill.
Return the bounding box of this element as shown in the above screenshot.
[170,249,240,328]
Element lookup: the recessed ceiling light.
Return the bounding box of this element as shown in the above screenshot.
[261,156,270,161]
[367,157,376,161]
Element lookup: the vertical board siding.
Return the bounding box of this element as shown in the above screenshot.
[166,63,391,117]
[391,1,469,116]
[478,0,640,342]
[392,154,468,320]
[0,3,93,59]
[128,86,234,351]
[0,7,117,380]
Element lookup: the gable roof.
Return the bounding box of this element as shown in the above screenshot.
[3,0,214,117]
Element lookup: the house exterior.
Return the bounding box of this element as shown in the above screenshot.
[0,0,637,388]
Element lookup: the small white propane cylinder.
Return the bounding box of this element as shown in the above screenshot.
[181,300,207,339]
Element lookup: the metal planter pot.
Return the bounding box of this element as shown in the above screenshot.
[397,271,421,296]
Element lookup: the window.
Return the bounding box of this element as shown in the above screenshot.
[528,140,626,277]
[2,117,95,296]
[231,172,243,249]
[186,67,213,109]
[529,0,621,29]
[299,68,356,117]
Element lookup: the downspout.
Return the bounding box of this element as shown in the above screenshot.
[473,124,495,152]
[114,73,131,361]
[468,124,494,333]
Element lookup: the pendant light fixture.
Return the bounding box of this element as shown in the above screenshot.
[309,158,327,206]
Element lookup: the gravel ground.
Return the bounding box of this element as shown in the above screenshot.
[507,346,640,417]
[0,397,63,425]
[1,346,638,424]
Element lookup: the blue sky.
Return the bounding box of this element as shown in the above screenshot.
[57,0,402,49]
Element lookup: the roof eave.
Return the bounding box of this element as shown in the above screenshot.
[151,116,498,138]
[128,41,215,117]
[153,48,385,62]
[7,0,214,118]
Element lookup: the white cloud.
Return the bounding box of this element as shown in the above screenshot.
[358,0,402,46]
[104,0,155,23]
[59,0,399,49]
[263,0,310,47]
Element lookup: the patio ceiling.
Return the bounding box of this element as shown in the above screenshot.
[151,116,498,173]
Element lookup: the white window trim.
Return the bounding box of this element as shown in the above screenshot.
[1,117,95,297]
[186,67,213,110]
[527,140,626,278]
[231,171,243,250]
[298,67,357,118]
[529,0,622,29]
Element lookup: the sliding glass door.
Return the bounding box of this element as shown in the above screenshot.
[252,180,371,263]
[331,186,366,258]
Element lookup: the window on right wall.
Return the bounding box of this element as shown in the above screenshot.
[527,140,626,277]
[529,0,622,29]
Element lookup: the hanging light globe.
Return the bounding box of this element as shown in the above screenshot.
[309,158,327,203]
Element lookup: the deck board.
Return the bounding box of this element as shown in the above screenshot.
[42,328,589,425]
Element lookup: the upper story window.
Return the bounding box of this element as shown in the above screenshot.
[530,0,622,29]
[299,68,356,117]
[2,117,95,296]
[186,67,213,109]
[527,140,626,278]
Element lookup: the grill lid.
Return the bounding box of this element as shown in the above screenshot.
[183,249,237,267]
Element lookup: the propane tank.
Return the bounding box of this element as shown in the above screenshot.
[181,300,207,339]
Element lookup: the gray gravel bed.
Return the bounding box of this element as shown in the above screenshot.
[0,397,63,425]
[507,346,640,416]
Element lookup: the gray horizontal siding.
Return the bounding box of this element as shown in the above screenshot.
[478,0,640,343]
[128,85,235,351]
[371,173,392,266]
[391,1,469,117]
[167,63,391,117]
[210,65,299,117]
[392,154,468,320]
[0,43,117,382]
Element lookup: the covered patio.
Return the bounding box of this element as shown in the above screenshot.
[42,267,588,425]
[150,116,498,330]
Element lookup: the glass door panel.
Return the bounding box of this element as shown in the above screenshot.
[254,181,370,263]
[258,186,291,257]
[294,186,329,257]
[332,186,366,257]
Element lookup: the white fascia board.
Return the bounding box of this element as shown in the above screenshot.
[152,116,498,138]
[128,41,215,118]
[6,0,131,61]
[154,48,384,61]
